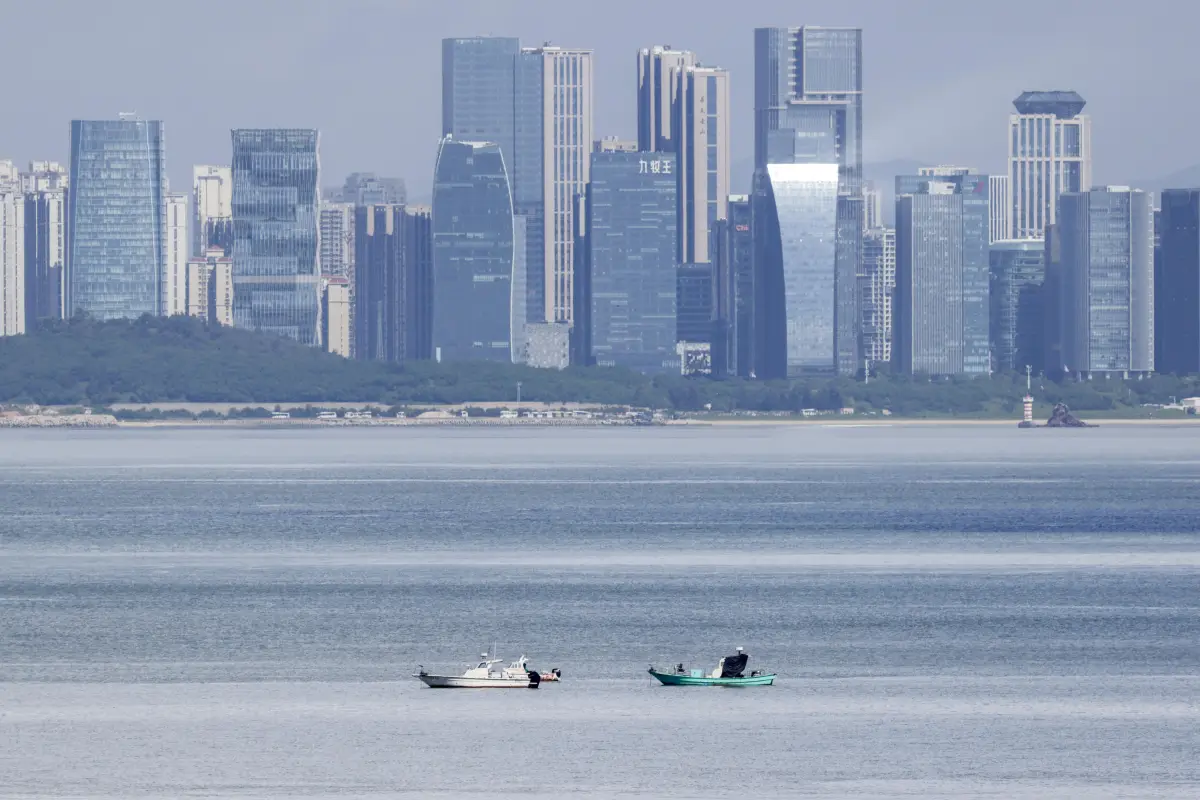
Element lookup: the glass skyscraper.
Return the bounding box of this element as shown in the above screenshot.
[66,118,166,320]
[989,239,1046,373]
[894,173,990,376]
[1157,189,1200,374]
[441,38,592,332]
[585,151,678,374]
[230,129,320,345]
[431,137,515,363]
[1057,187,1154,376]
[710,196,753,377]
[752,26,863,377]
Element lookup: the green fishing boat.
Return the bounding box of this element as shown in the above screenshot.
[648,648,775,687]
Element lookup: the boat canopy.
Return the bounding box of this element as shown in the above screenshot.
[720,653,749,678]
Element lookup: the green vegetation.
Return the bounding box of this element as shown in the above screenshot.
[0,315,1197,416]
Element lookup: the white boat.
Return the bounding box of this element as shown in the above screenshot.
[415,653,557,689]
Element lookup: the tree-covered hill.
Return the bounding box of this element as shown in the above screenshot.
[0,315,1196,414]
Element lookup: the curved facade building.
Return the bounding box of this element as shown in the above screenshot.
[66,118,166,320]
[230,129,320,345]
[431,137,515,363]
[754,163,839,377]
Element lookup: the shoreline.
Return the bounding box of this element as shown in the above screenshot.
[2,416,1196,430]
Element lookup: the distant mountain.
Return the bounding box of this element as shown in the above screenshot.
[1130,165,1200,194]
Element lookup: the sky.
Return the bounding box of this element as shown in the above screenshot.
[3,0,1197,199]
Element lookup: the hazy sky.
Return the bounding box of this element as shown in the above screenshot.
[3,0,1195,198]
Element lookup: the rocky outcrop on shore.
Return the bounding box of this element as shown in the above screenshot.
[0,414,118,428]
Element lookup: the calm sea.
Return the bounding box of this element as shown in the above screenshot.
[1,424,1198,798]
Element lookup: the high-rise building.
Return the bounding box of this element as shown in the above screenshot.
[753,26,863,377]
[860,227,896,367]
[0,161,18,190]
[319,202,355,280]
[1157,189,1200,374]
[164,192,189,315]
[192,166,232,256]
[230,129,320,345]
[637,46,696,151]
[989,175,1012,243]
[353,204,406,363]
[638,46,730,264]
[0,187,24,335]
[403,205,433,362]
[1009,91,1092,239]
[67,117,166,319]
[20,161,68,193]
[585,151,677,373]
[184,246,234,325]
[711,195,753,376]
[442,37,592,334]
[431,137,516,363]
[1056,187,1153,376]
[894,172,990,376]
[23,185,66,328]
[676,262,714,345]
[522,46,593,326]
[862,182,884,230]
[335,173,406,205]
[322,278,351,358]
[989,239,1045,373]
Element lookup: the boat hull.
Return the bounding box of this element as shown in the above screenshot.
[417,675,535,689]
[649,669,775,687]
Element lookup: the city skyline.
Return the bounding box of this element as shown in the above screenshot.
[6,1,1199,199]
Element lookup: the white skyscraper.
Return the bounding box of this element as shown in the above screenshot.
[164,192,189,315]
[1009,91,1091,239]
[862,182,884,230]
[523,45,593,325]
[192,165,232,256]
[319,202,354,279]
[989,174,1012,243]
[0,187,25,335]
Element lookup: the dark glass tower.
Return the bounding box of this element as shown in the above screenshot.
[431,137,515,363]
[230,129,320,345]
[586,151,678,374]
[66,118,166,319]
[1157,189,1200,374]
[752,27,863,376]
[894,173,990,376]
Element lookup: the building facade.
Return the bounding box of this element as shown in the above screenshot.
[403,205,433,362]
[860,226,896,366]
[585,151,678,373]
[989,238,1045,373]
[192,165,232,256]
[711,195,754,377]
[1157,189,1200,374]
[989,174,1012,243]
[0,188,23,335]
[322,278,351,357]
[753,26,863,377]
[353,204,406,363]
[230,128,321,345]
[431,137,516,363]
[23,185,66,328]
[638,46,730,264]
[442,37,592,334]
[1056,187,1154,376]
[894,173,990,376]
[67,117,166,320]
[184,246,234,325]
[164,192,189,315]
[753,163,840,376]
[1009,91,1092,239]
